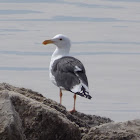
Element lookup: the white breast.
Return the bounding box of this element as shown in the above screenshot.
[49,58,56,85]
[49,71,57,86]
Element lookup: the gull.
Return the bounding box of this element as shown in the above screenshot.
[42,34,92,112]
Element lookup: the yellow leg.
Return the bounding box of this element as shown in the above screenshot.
[60,89,62,105]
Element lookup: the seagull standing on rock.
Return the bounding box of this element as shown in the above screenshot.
[42,34,92,112]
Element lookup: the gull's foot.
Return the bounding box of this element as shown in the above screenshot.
[69,109,76,113]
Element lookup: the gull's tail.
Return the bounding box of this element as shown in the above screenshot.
[72,86,92,99]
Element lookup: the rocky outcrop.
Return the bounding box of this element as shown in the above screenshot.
[82,119,140,140]
[0,91,80,140]
[0,83,140,140]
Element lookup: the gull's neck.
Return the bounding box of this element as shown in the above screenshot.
[51,47,70,62]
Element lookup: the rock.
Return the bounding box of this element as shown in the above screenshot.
[1,83,140,140]
[0,83,112,140]
[0,91,25,140]
[82,119,140,140]
[1,90,81,140]
[70,111,112,127]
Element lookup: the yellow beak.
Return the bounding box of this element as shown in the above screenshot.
[42,39,54,45]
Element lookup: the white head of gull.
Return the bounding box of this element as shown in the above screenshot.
[43,34,71,62]
[42,34,92,112]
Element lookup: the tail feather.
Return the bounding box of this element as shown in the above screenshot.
[75,86,92,99]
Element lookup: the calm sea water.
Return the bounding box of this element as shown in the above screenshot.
[0,0,140,121]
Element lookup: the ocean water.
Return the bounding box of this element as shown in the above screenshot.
[0,0,140,122]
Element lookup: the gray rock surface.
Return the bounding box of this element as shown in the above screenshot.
[0,90,81,140]
[82,119,140,140]
[0,83,111,140]
[1,83,140,140]
[0,90,25,140]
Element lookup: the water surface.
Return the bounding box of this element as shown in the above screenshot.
[0,0,140,121]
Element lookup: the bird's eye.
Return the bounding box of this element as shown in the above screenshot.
[59,38,62,41]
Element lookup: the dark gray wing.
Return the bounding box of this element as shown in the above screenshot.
[51,56,91,99]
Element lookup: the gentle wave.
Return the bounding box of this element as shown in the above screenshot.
[0,10,41,15]
[0,16,140,23]
[0,67,48,71]
[73,41,140,45]
[107,0,140,2]
[0,1,123,9]
[0,51,52,56]
[0,51,140,56]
